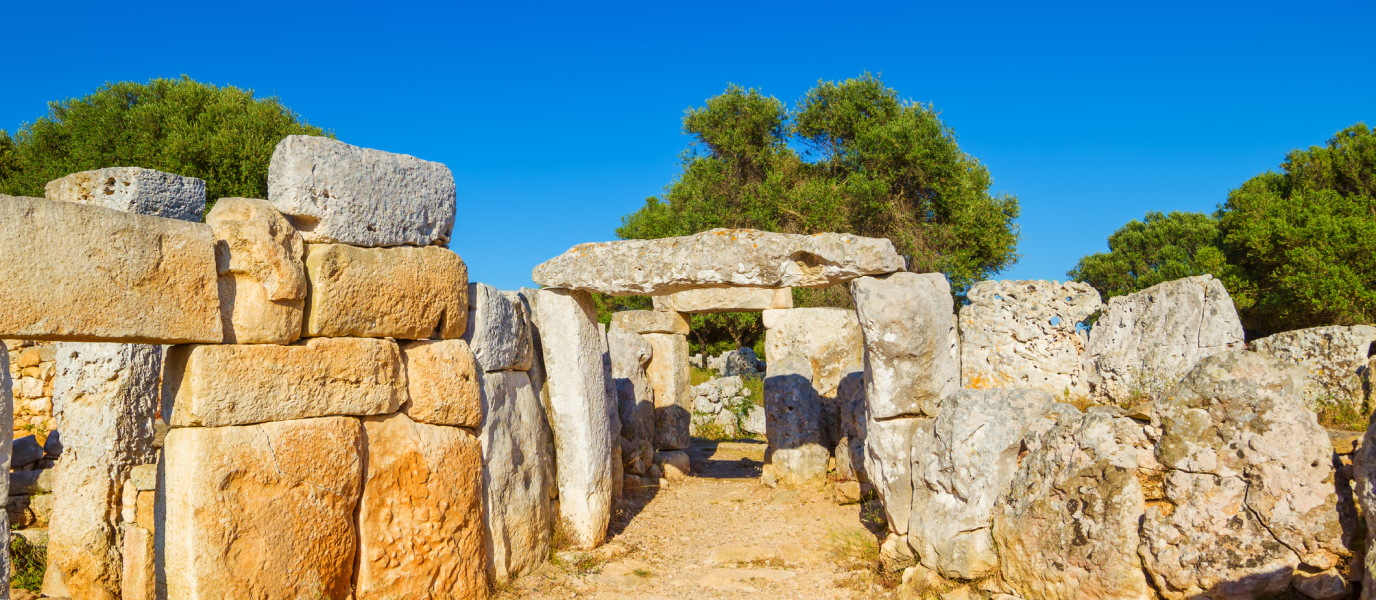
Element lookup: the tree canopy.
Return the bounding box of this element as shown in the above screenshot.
[0,76,327,204]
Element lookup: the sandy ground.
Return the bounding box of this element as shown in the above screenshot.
[498,439,892,600]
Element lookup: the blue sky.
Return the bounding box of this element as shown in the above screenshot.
[4,1,1373,291]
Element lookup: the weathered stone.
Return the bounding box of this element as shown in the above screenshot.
[1250,325,1376,415]
[1143,351,1350,598]
[763,308,864,398]
[713,346,766,379]
[163,338,404,427]
[11,435,43,469]
[356,413,485,600]
[161,417,363,600]
[656,450,691,481]
[851,273,959,419]
[597,324,625,507]
[1332,429,1364,455]
[529,289,614,550]
[959,280,1100,396]
[610,311,689,335]
[463,283,534,372]
[1084,275,1244,404]
[643,333,691,450]
[652,288,793,313]
[0,195,221,344]
[121,525,153,600]
[267,135,456,247]
[399,339,482,428]
[478,370,555,582]
[9,468,52,496]
[835,373,867,482]
[48,343,160,600]
[866,414,926,536]
[908,389,1052,580]
[533,228,905,295]
[301,243,467,339]
[742,405,766,436]
[45,167,205,222]
[207,198,306,344]
[0,342,11,592]
[762,356,829,487]
[608,326,656,444]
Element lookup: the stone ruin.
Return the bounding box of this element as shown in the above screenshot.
[2,135,1376,600]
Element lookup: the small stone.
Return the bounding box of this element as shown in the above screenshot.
[121,524,155,600]
[129,464,157,492]
[1331,429,1364,455]
[11,434,42,469]
[45,167,206,221]
[9,469,52,496]
[656,451,690,481]
[301,243,468,340]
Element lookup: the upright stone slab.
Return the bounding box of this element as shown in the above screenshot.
[608,326,656,445]
[0,195,221,344]
[959,280,1100,396]
[1084,275,1244,404]
[598,325,624,505]
[463,282,534,372]
[652,288,793,313]
[478,370,555,582]
[45,167,206,222]
[302,243,468,339]
[609,310,689,335]
[0,342,13,593]
[206,198,307,344]
[1250,325,1376,415]
[529,289,614,549]
[851,273,959,419]
[356,413,485,600]
[643,333,691,450]
[160,417,363,600]
[864,414,926,536]
[268,136,456,247]
[48,343,161,600]
[533,228,905,295]
[762,356,829,487]
[400,339,482,427]
[762,308,863,398]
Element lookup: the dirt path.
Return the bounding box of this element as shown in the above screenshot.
[499,439,892,600]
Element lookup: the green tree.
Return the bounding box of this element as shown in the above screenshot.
[0,75,327,205]
[1068,211,1239,300]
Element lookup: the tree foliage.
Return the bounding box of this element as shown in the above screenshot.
[1068,211,1239,299]
[0,76,327,204]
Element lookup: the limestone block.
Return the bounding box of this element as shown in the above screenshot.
[356,413,485,600]
[49,343,160,600]
[528,289,614,550]
[608,326,656,444]
[163,338,405,427]
[643,333,691,450]
[267,135,456,247]
[161,417,363,600]
[851,273,959,419]
[865,415,927,536]
[207,197,306,344]
[959,280,1101,396]
[1142,351,1350,598]
[1250,325,1376,415]
[762,356,829,487]
[400,339,482,428]
[302,243,467,339]
[763,307,863,398]
[0,195,221,344]
[652,288,793,313]
[515,288,550,409]
[463,283,534,372]
[609,310,689,335]
[532,228,905,295]
[1085,275,1244,404]
[0,342,11,591]
[9,468,53,496]
[121,525,154,600]
[835,372,867,483]
[908,389,1052,580]
[478,370,555,582]
[45,167,205,222]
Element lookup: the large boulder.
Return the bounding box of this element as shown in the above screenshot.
[834,372,867,483]
[762,307,863,398]
[609,310,689,335]
[762,356,829,487]
[607,326,655,445]
[1250,325,1376,415]
[1141,350,1351,599]
[206,198,307,345]
[865,415,928,536]
[301,243,468,340]
[851,273,959,419]
[532,228,904,295]
[644,333,691,450]
[478,370,555,583]
[463,283,534,372]
[267,136,456,247]
[45,167,205,222]
[959,280,1100,396]
[399,339,482,428]
[0,343,12,590]
[652,288,792,313]
[1084,275,1244,404]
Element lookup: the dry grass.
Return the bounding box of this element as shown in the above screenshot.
[691,366,719,386]
[1315,395,1371,431]
[826,528,902,593]
[10,534,45,592]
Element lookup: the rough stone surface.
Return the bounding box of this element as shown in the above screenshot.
[532,228,905,295]
[644,333,691,450]
[162,338,405,427]
[160,417,363,600]
[529,289,614,549]
[851,273,959,419]
[652,288,793,313]
[609,311,689,335]
[11,435,43,469]
[400,339,482,428]
[763,308,863,399]
[1250,325,1376,415]
[356,413,485,600]
[302,243,467,339]
[45,167,205,222]
[908,389,1052,580]
[959,280,1101,396]
[463,283,534,372]
[206,198,306,345]
[835,373,867,482]
[608,326,656,445]
[48,343,160,600]
[0,195,221,344]
[0,342,11,592]
[1084,275,1244,404]
[121,525,154,600]
[267,135,456,247]
[478,370,555,582]
[1142,350,1351,599]
[762,356,829,487]
[865,415,927,536]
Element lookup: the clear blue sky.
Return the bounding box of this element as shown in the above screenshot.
[4,1,1373,291]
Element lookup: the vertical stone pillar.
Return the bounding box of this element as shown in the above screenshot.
[642,333,690,450]
[1,341,14,595]
[608,326,655,483]
[761,355,829,487]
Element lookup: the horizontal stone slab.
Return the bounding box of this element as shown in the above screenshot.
[163,338,406,427]
[653,287,792,313]
[302,243,467,340]
[532,228,905,296]
[268,136,456,247]
[610,310,689,335]
[0,194,222,344]
[45,167,206,222]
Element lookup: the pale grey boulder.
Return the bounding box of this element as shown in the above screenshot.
[834,372,867,483]
[959,280,1100,397]
[865,414,928,536]
[742,405,767,436]
[0,342,11,592]
[464,283,534,372]
[761,356,829,487]
[268,136,456,247]
[1250,324,1376,415]
[610,310,689,335]
[763,307,863,398]
[608,325,655,444]
[478,370,555,583]
[532,228,905,295]
[851,273,959,419]
[45,167,206,222]
[644,333,691,450]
